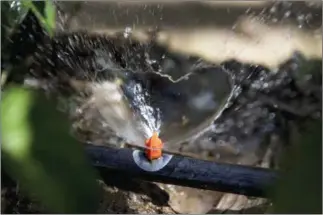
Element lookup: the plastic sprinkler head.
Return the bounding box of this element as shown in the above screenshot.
[144,132,163,161]
[132,132,173,172]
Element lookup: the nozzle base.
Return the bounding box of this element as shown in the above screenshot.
[132,150,173,172]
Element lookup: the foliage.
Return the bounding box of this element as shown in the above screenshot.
[1,86,101,213]
[270,119,322,213]
[20,0,56,37]
[1,1,101,213]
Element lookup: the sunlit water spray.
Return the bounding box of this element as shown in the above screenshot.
[90,79,162,149]
[126,82,161,138]
[88,78,172,172]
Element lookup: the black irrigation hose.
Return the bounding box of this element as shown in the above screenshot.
[85,144,279,198]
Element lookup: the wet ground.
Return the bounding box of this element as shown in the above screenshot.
[1,1,322,214]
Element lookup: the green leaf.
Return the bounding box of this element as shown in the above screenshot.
[1,87,101,213]
[271,120,322,213]
[1,1,29,53]
[44,0,56,35]
[20,0,55,37]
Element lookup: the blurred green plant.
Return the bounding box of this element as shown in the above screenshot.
[1,1,28,86]
[1,86,101,213]
[1,0,56,86]
[267,57,322,213]
[21,0,56,37]
[269,120,322,213]
[1,0,55,49]
[1,2,102,212]
[1,1,28,46]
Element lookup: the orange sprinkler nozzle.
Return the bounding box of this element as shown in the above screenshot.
[145,132,163,160]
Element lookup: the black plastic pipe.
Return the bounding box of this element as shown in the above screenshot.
[85,144,278,197]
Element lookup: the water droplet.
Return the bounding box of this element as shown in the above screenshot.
[269,6,277,13]
[123,26,132,38]
[297,14,305,22]
[269,113,276,119]
[284,11,291,18]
